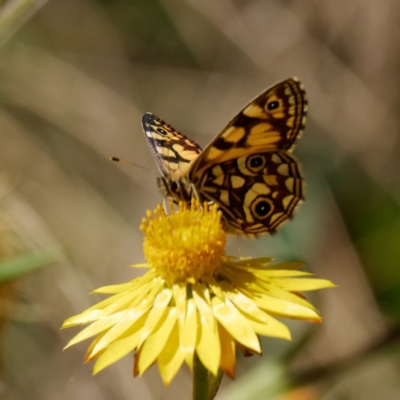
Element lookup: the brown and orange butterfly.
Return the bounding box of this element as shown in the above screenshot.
[142,77,307,235]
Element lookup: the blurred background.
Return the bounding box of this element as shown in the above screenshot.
[0,0,400,399]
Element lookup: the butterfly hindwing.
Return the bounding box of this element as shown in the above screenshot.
[195,150,303,234]
[142,113,202,179]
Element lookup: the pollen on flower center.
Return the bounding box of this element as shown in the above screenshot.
[140,201,226,284]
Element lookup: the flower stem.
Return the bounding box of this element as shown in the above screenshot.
[193,354,209,400]
[208,369,223,400]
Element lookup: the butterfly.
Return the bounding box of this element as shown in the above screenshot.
[142,77,307,235]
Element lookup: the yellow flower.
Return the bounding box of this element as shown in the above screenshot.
[62,201,334,385]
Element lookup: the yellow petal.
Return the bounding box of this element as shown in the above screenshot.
[129,263,149,268]
[207,278,225,301]
[87,274,158,314]
[256,284,317,310]
[212,297,260,353]
[158,324,185,385]
[195,310,220,376]
[139,288,173,345]
[272,278,336,291]
[216,282,268,323]
[138,307,178,374]
[252,270,312,278]
[253,293,321,321]
[218,324,236,378]
[193,287,214,331]
[173,284,187,322]
[91,281,138,294]
[231,257,274,266]
[247,314,291,340]
[62,309,111,328]
[63,289,148,327]
[64,311,126,348]
[93,327,144,374]
[199,284,211,304]
[180,298,197,369]
[90,306,152,357]
[88,290,145,318]
[85,330,109,362]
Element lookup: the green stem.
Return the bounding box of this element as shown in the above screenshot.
[192,355,223,400]
[207,369,223,400]
[193,354,209,400]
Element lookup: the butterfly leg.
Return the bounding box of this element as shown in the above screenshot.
[190,183,215,212]
[190,183,201,202]
[162,197,169,213]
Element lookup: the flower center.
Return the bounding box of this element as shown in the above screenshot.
[141,202,226,284]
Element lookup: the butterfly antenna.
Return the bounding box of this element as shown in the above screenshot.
[110,157,157,175]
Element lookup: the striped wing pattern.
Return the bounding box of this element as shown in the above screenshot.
[142,78,307,235]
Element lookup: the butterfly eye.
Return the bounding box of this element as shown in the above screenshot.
[157,128,167,134]
[267,101,279,110]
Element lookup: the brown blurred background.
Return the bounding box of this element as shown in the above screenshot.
[0,0,400,399]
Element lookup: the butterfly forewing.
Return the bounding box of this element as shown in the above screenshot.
[142,113,202,180]
[188,78,307,182]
